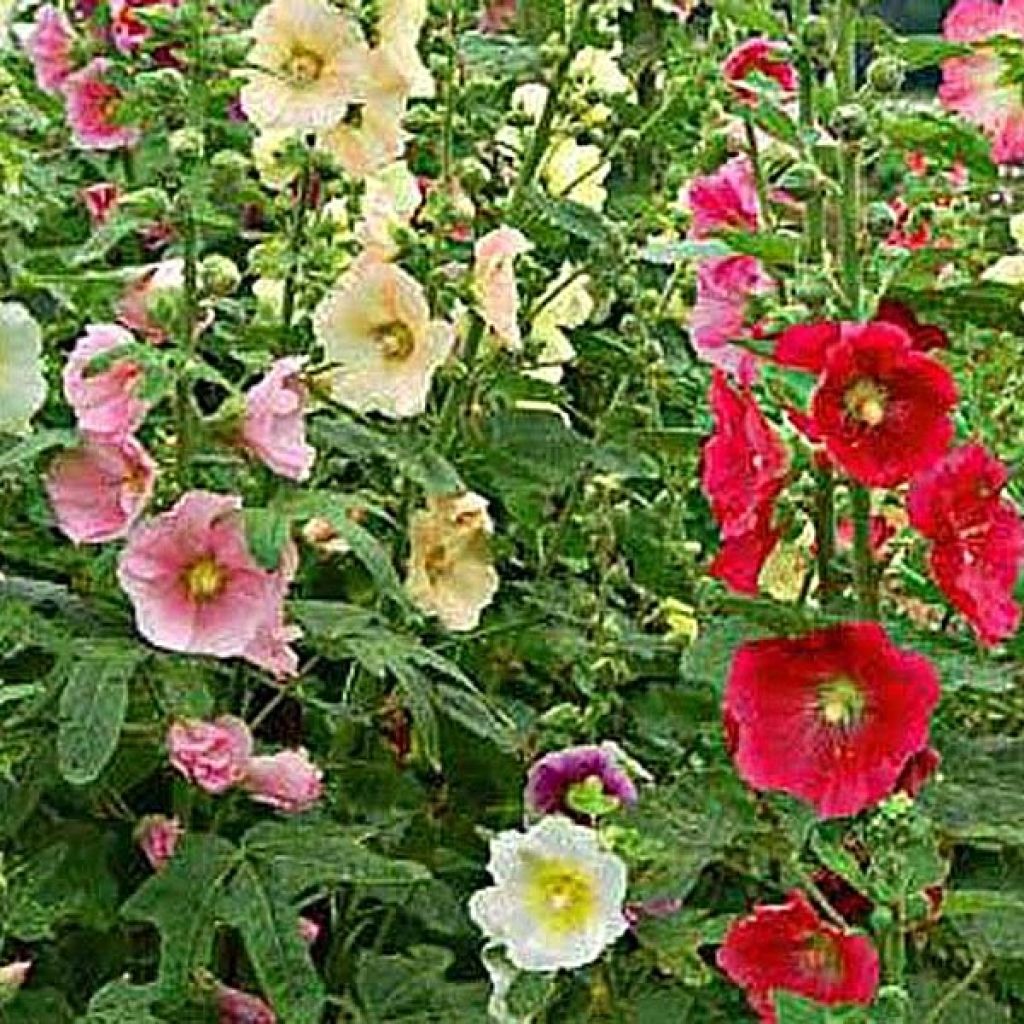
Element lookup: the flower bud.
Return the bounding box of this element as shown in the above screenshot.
[867,56,905,93]
[801,15,829,50]
[200,254,242,297]
[829,103,869,142]
[169,127,205,160]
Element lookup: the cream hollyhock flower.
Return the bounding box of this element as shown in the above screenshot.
[378,0,434,99]
[542,139,610,210]
[474,226,532,350]
[240,0,369,133]
[312,257,454,418]
[468,816,629,972]
[252,128,299,189]
[570,47,632,96]
[526,264,593,383]
[0,302,47,434]
[981,255,1024,287]
[356,161,422,260]
[406,491,498,631]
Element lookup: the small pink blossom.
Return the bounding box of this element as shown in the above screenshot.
[117,491,292,664]
[110,0,180,53]
[474,226,532,349]
[63,324,148,440]
[298,916,321,945]
[242,749,323,814]
[45,434,157,544]
[684,156,760,239]
[81,182,121,227]
[167,716,253,795]
[216,984,276,1024]
[241,358,315,482]
[115,259,185,343]
[137,814,184,870]
[63,59,141,151]
[26,5,75,95]
[722,38,798,105]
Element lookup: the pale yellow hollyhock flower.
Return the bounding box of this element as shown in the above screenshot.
[0,302,47,434]
[981,254,1024,286]
[543,138,610,210]
[378,0,434,99]
[1010,212,1024,249]
[570,47,632,96]
[406,491,499,631]
[252,277,286,318]
[758,540,811,603]
[526,264,593,383]
[240,0,369,133]
[474,227,532,350]
[252,129,299,190]
[312,257,454,418]
[356,161,422,260]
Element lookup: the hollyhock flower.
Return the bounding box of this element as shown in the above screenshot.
[405,491,499,631]
[710,507,784,596]
[885,198,932,250]
[722,39,798,105]
[136,814,184,870]
[474,226,532,350]
[723,622,941,818]
[835,514,898,556]
[542,138,610,209]
[241,357,315,482]
[216,984,276,1024]
[717,890,879,1022]
[355,161,422,260]
[109,0,180,54]
[242,749,323,814]
[479,0,516,32]
[0,302,48,434]
[63,324,147,439]
[45,434,157,544]
[312,258,455,418]
[906,150,929,177]
[115,259,186,343]
[940,0,1024,165]
[690,254,773,384]
[241,539,302,680]
[0,961,31,995]
[167,716,253,794]
[26,5,74,94]
[907,443,1024,645]
[812,871,874,926]
[468,816,629,971]
[298,916,321,945]
[684,156,760,239]
[525,742,638,821]
[63,59,141,151]
[377,0,434,99]
[895,745,942,798]
[623,896,684,928]
[876,300,949,352]
[525,263,593,383]
[80,182,121,227]
[239,0,369,133]
[117,491,290,660]
[810,321,957,488]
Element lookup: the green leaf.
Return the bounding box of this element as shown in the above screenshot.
[720,229,800,267]
[0,429,76,473]
[519,185,611,246]
[244,507,292,571]
[946,889,1024,959]
[57,643,143,786]
[78,980,165,1024]
[713,0,785,34]
[459,31,540,76]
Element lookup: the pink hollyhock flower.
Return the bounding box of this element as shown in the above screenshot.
[690,254,774,383]
[80,182,121,227]
[685,156,760,239]
[45,434,157,544]
[479,0,517,32]
[109,0,181,53]
[809,321,957,488]
[117,491,291,661]
[474,226,532,350]
[242,749,323,814]
[722,38,798,105]
[167,716,253,795]
[26,5,75,95]
[717,890,880,1023]
[906,150,929,177]
[63,59,141,151]
[908,443,1024,645]
[136,814,184,870]
[240,539,302,680]
[298,916,321,945]
[115,259,185,343]
[63,324,148,439]
[216,984,276,1024]
[525,742,638,822]
[723,622,941,818]
[940,0,1024,164]
[241,358,315,482]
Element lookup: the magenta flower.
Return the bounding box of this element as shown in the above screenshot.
[63,59,141,151]
[26,5,75,95]
[136,814,184,870]
[216,983,276,1024]
[684,156,761,239]
[116,491,291,663]
[722,38,798,105]
[242,749,324,814]
[63,324,148,440]
[167,716,253,795]
[525,742,638,821]
[45,434,157,544]
[81,182,121,227]
[241,357,316,482]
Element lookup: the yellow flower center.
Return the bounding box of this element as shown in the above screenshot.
[372,321,416,361]
[800,933,843,979]
[844,377,887,427]
[286,47,324,85]
[818,675,866,729]
[423,542,452,584]
[183,557,225,603]
[525,857,598,935]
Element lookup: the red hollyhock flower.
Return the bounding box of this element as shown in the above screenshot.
[717,889,880,1023]
[810,322,956,488]
[908,443,1024,646]
[876,300,948,353]
[723,622,941,818]
[895,745,941,798]
[722,38,798,105]
[710,507,783,596]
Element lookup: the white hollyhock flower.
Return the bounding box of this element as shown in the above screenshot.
[378,0,434,99]
[356,161,422,260]
[468,816,629,972]
[0,302,47,434]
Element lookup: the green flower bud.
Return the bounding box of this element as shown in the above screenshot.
[199,254,241,297]
[801,15,829,50]
[867,56,906,93]
[829,103,870,142]
[169,127,205,160]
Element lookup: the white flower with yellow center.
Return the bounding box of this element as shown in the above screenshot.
[0,302,47,434]
[406,491,499,631]
[542,139,610,210]
[356,160,422,260]
[469,816,629,972]
[312,257,454,418]
[526,264,593,383]
[240,0,369,133]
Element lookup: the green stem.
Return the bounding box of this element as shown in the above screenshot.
[835,0,861,316]
[280,147,312,347]
[744,118,772,230]
[923,961,987,1024]
[851,484,878,618]
[814,463,836,605]
[795,0,823,262]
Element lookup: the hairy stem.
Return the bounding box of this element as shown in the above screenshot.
[281,146,312,347]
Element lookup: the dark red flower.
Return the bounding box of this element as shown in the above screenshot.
[894,745,941,798]
[722,38,798,105]
[876,300,949,352]
[723,622,941,818]
[812,871,874,926]
[810,321,957,487]
[908,443,1024,645]
[710,506,782,596]
[717,890,880,1023]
